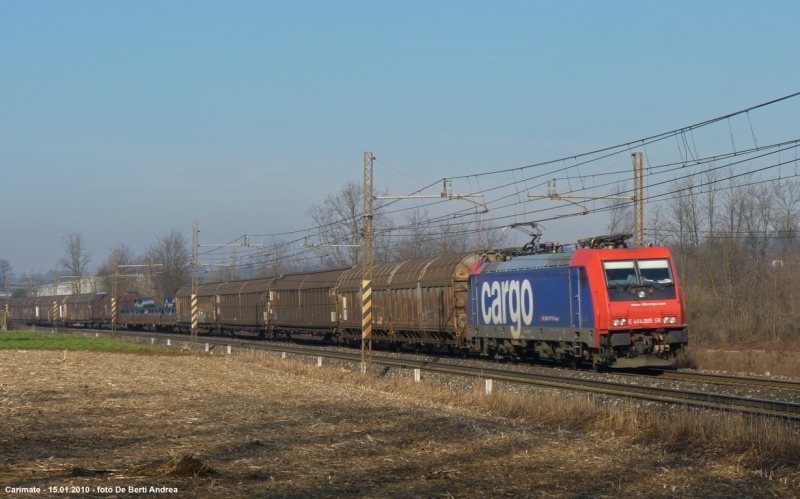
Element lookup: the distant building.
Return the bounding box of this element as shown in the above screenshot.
[34,276,100,296]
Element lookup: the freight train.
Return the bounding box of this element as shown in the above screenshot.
[5,234,688,369]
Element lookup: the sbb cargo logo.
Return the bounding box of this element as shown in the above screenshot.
[480,279,534,338]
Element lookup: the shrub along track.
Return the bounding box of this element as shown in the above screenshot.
[22,325,800,421]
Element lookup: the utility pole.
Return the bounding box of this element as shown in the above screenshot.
[361,152,374,374]
[112,247,118,335]
[231,247,237,281]
[190,223,264,341]
[528,151,646,246]
[3,273,8,331]
[145,259,152,294]
[632,152,645,247]
[191,221,199,343]
[53,261,59,333]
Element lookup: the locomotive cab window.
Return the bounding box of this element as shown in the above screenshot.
[638,259,673,285]
[603,259,676,302]
[603,261,636,286]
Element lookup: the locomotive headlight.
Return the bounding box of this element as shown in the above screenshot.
[612,319,620,326]
[663,316,676,324]
[620,318,627,325]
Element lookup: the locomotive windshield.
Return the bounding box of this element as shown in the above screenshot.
[603,259,676,301]
[638,259,673,285]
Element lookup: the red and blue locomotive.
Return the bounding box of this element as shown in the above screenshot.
[467,234,687,369]
[6,234,687,369]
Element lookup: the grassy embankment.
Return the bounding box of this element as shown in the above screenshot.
[681,343,800,379]
[0,330,174,354]
[238,352,800,473]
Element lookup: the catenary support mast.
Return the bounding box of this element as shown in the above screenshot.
[361,152,374,374]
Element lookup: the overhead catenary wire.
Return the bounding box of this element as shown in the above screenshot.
[239,131,796,249]
[209,149,800,274]
[193,92,800,273]
[233,154,800,272]
[447,90,800,180]
[232,92,800,246]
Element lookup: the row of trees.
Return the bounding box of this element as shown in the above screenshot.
[253,181,511,276]
[93,230,191,302]
[4,231,191,303]
[609,171,800,345]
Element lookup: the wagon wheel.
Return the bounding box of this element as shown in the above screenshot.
[592,356,608,372]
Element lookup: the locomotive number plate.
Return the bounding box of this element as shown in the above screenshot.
[629,318,662,325]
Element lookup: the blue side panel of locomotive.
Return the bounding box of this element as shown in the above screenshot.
[467,255,595,339]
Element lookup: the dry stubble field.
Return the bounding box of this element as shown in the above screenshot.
[0,349,797,498]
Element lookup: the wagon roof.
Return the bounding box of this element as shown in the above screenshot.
[239,276,280,293]
[338,252,480,290]
[215,280,251,294]
[61,293,100,305]
[271,268,349,291]
[175,282,225,298]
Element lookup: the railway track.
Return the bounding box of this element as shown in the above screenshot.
[47,326,800,421]
[644,369,800,392]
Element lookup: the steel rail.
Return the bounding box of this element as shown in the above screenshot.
[53,327,800,421]
[645,369,800,392]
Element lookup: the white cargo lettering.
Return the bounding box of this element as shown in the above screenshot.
[491,281,502,323]
[521,280,534,326]
[508,280,521,337]
[500,281,510,325]
[481,278,534,337]
[481,282,492,323]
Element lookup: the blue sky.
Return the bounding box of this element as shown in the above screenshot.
[1,1,799,275]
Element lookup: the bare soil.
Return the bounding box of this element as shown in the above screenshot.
[1,350,797,498]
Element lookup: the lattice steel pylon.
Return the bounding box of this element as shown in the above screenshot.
[53,261,59,333]
[112,247,118,336]
[632,152,645,247]
[191,220,199,343]
[4,276,8,330]
[361,151,374,374]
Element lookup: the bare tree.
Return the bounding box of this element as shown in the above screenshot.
[770,179,800,254]
[0,259,11,291]
[146,230,190,300]
[305,181,389,269]
[95,245,148,295]
[391,206,433,260]
[251,236,316,276]
[256,236,291,276]
[647,205,670,247]
[604,183,634,235]
[60,232,91,293]
[472,215,510,251]
[390,208,508,260]
[702,168,720,239]
[373,217,396,264]
[662,174,703,253]
[305,181,363,268]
